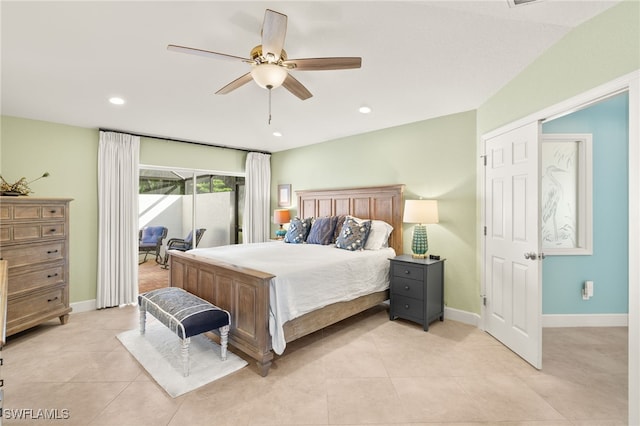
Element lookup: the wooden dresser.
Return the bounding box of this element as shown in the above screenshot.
[0,197,72,336]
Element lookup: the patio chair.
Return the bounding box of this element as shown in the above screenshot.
[139,226,168,264]
[162,228,206,267]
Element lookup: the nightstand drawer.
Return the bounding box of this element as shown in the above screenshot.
[392,263,424,281]
[391,277,424,299]
[392,294,424,321]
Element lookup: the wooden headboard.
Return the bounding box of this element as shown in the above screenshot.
[296,184,405,255]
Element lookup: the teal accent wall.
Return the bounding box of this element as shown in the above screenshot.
[541,92,629,314]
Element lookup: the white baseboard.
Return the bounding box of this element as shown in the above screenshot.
[444,306,481,327]
[70,299,97,313]
[542,313,628,328]
[71,300,625,329]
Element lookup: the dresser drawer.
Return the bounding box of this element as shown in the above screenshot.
[392,294,424,321]
[8,265,64,296]
[4,204,66,221]
[1,223,66,243]
[0,241,65,269]
[392,262,424,281]
[0,205,11,220]
[391,277,424,299]
[6,285,67,326]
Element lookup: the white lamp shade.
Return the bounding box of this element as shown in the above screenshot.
[403,199,439,224]
[251,64,288,89]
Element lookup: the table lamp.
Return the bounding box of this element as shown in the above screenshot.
[403,199,439,258]
[274,209,291,239]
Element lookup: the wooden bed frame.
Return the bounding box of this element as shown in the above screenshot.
[168,184,404,376]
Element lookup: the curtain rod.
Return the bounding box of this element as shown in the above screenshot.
[98,128,271,155]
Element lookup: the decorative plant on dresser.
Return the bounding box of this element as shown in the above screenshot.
[0,198,72,336]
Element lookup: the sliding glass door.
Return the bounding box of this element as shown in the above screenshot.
[139,166,244,261]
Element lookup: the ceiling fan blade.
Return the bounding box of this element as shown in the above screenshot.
[261,9,287,62]
[283,57,362,71]
[215,73,254,95]
[282,74,312,100]
[167,44,250,63]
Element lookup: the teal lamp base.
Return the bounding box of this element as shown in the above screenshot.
[275,225,287,238]
[411,224,429,258]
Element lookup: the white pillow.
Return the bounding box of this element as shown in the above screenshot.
[351,216,393,250]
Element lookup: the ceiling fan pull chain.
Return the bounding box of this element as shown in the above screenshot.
[268,86,273,125]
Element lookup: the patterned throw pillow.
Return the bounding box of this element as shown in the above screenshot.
[306,216,338,245]
[332,215,347,243]
[335,217,372,251]
[283,217,311,244]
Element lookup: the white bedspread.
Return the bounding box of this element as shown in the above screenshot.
[187,242,395,354]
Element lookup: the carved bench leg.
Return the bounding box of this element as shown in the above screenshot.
[182,337,190,377]
[219,325,229,361]
[139,306,147,335]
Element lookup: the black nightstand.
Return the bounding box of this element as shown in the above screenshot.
[389,255,445,331]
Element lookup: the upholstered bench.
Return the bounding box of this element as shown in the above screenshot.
[138,287,231,377]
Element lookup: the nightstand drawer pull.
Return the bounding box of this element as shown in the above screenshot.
[47,249,58,254]
[47,296,59,302]
[47,273,59,278]
[49,228,57,233]
[393,264,424,280]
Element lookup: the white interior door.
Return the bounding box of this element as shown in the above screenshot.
[484,121,542,369]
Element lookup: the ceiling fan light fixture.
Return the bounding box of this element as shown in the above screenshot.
[251,64,287,89]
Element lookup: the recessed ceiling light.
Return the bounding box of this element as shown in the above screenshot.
[359,106,372,114]
[109,97,125,105]
[272,131,282,137]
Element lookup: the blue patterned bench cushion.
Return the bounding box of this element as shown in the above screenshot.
[138,287,230,339]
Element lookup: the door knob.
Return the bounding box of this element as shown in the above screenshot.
[524,252,537,260]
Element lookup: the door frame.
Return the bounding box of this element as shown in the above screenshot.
[478,70,640,425]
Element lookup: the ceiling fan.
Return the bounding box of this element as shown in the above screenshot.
[167,9,362,101]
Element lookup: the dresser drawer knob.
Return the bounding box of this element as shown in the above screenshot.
[404,285,410,291]
[50,210,57,214]
[47,296,59,302]
[404,270,410,274]
[404,304,410,309]
[49,228,57,233]
[47,273,59,278]
[47,249,58,254]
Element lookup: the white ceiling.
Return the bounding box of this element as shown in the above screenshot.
[1,1,620,153]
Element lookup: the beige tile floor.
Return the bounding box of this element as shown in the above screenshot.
[1,305,628,425]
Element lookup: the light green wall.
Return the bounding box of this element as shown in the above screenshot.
[478,0,640,134]
[0,116,246,303]
[140,137,246,173]
[271,110,479,313]
[1,116,99,302]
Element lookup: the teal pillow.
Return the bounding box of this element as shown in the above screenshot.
[335,217,371,251]
[284,217,311,244]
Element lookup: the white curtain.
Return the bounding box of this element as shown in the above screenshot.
[97,131,140,308]
[243,152,271,243]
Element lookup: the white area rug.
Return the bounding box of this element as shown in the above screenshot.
[117,319,247,397]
